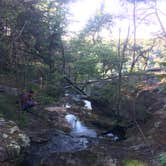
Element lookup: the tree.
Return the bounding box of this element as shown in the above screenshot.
[82,13,112,43]
[116,26,130,115]
[0,0,71,92]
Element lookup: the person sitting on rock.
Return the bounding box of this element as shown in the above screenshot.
[20,90,38,111]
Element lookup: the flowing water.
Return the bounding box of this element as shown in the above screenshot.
[21,113,98,166]
[65,114,97,138]
[83,100,92,110]
[28,114,97,156]
[21,93,152,166]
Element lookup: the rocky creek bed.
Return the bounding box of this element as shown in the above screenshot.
[0,105,164,166]
[18,103,164,166]
[0,81,166,166]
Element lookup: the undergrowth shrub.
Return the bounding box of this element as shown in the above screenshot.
[159,152,166,166]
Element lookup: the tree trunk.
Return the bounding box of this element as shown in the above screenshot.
[116,26,130,115]
[130,0,137,73]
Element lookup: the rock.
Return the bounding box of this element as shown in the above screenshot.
[9,126,19,134]
[0,118,30,165]
[44,106,66,113]
[0,146,8,162]
[18,133,31,147]
[7,142,21,159]
[130,143,147,151]
[2,134,8,139]
[0,118,5,122]
[39,150,119,166]
[154,121,161,128]
[29,132,49,143]
[104,157,117,166]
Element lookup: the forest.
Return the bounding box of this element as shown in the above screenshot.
[0,0,166,166]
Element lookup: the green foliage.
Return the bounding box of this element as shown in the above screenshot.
[25,75,62,105]
[0,94,28,127]
[83,13,112,38]
[47,72,64,94]
[91,82,119,112]
[33,71,63,105]
[123,159,148,166]
[26,82,40,92]
[163,84,166,95]
[74,55,99,81]
[35,90,55,105]
[0,0,165,124]
[0,0,67,94]
[95,83,118,102]
[159,152,166,166]
[66,38,118,82]
[0,112,4,117]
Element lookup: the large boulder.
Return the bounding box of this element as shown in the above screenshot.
[0,118,30,165]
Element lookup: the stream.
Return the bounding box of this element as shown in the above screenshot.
[21,96,99,166]
[65,114,97,138]
[21,113,99,166]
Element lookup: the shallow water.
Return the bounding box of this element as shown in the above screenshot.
[30,133,91,154]
[65,114,97,138]
[27,114,97,158]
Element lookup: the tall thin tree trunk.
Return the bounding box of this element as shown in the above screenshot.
[116,27,130,116]
[130,0,137,72]
[116,29,121,115]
